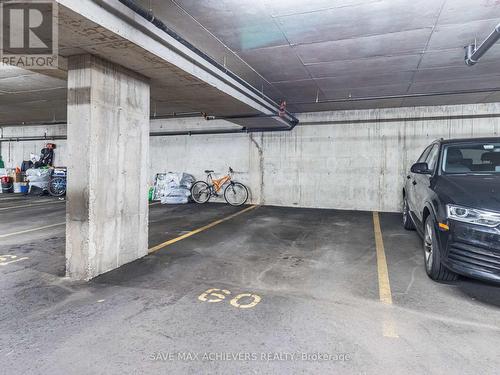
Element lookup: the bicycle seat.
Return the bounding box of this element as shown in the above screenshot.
[204,170,214,173]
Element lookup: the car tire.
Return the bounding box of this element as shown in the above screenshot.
[423,215,458,282]
[402,196,415,230]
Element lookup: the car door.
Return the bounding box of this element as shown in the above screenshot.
[413,143,439,224]
[407,145,432,219]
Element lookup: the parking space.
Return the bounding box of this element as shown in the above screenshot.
[0,196,243,275]
[148,203,246,250]
[4,1,500,373]
[2,196,500,374]
[380,212,500,321]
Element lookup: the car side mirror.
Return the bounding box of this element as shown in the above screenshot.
[411,162,431,174]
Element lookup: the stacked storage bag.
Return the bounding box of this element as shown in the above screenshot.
[26,168,51,193]
[154,172,195,204]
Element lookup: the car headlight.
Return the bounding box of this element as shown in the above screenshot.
[446,204,500,228]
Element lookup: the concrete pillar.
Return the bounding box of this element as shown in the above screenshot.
[66,55,150,280]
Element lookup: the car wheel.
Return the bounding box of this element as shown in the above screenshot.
[423,215,458,282]
[402,196,415,230]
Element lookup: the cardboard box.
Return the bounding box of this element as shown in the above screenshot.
[13,172,24,183]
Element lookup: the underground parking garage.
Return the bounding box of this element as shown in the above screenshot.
[2,0,500,373]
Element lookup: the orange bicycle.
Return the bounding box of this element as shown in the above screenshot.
[191,167,249,206]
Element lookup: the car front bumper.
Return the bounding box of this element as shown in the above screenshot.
[441,221,500,283]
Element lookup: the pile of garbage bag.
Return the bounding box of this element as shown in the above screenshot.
[26,168,51,192]
[153,172,195,204]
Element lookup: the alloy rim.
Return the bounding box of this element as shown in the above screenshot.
[225,184,247,205]
[424,221,433,271]
[403,199,409,225]
[192,183,210,203]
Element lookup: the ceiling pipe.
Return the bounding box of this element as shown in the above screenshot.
[203,113,288,121]
[151,112,203,119]
[0,125,294,142]
[6,109,500,141]
[0,114,298,141]
[7,111,500,140]
[0,135,67,142]
[0,120,67,128]
[289,87,500,105]
[3,87,499,129]
[0,112,297,128]
[151,112,284,121]
[114,0,298,128]
[465,23,500,66]
[0,114,229,127]
[149,126,293,137]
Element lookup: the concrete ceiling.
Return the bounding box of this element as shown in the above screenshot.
[137,0,500,112]
[0,65,67,124]
[2,0,500,126]
[1,0,293,128]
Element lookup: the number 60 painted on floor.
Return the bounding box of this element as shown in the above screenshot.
[198,288,262,309]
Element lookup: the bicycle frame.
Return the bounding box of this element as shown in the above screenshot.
[206,172,232,193]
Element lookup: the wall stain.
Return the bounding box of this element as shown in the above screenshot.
[249,133,264,204]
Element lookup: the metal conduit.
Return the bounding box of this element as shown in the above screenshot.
[465,23,500,66]
[0,126,292,142]
[114,0,298,128]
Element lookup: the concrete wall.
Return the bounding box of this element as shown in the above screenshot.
[150,103,500,212]
[3,102,500,212]
[0,124,68,167]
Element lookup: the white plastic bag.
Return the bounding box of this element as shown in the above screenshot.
[26,168,50,190]
[30,153,39,164]
[154,172,195,204]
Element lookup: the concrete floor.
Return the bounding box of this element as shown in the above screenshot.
[1,195,500,374]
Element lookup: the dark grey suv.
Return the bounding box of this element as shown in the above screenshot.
[403,138,500,284]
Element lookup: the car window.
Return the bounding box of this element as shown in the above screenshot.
[417,145,433,163]
[426,144,440,171]
[442,142,500,174]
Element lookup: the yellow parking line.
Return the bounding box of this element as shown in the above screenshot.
[0,200,65,211]
[372,211,393,304]
[148,205,258,254]
[0,222,65,239]
[372,211,399,338]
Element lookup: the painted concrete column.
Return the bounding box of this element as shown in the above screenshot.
[66,54,150,280]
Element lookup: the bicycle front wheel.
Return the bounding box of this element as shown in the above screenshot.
[224,182,248,206]
[191,181,211,204]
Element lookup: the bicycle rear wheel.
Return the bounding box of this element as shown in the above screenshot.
[224,182,248,206]
[191,181,211,204]
[49,177,66,197]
